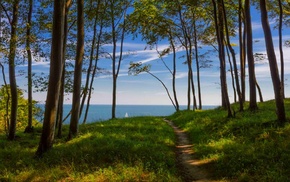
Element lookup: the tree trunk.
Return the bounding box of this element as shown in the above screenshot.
[111,1,127,119]
[222,0,242,106]
[56,0,72,138]
[193,20,202,110]
[260,0,286,123]
[25,0,34,133]
[226,45,237,103]
[239,0,245,110]
[212,0,232,117]
[255,79,263,102]
[83,16,104,124]
[169,33,180,111]
[278,0,284,98]
[245,0,258,111]
[68,0,84,139]
[8,0,20,140]
[35,0,65,156]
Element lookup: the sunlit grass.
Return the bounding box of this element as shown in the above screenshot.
[0,117,181,181]
[167,99,290,181]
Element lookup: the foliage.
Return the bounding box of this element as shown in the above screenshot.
[167,99,290,181]
[0,117,181,181]
[0,85,42,133]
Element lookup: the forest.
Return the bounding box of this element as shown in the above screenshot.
[0,0,290,179]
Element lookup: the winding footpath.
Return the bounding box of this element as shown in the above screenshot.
[164,119,214,182]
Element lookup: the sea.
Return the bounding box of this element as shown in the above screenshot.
[37,104,217,124]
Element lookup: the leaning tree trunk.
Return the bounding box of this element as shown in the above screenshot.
[260,0,286,123]
[35,0,65,156]
[8,0,20,140]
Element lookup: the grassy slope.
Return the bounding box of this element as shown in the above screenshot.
[168,99,290,182]
[1,99,290,181]
[0,117,181,181]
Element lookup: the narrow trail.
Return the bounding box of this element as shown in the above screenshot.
[164,119,214,182]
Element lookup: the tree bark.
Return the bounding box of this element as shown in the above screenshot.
[8,0,20,140]
[35,0,65,156]
[260,0,286,123]
[24,0,34,133]
[212,0,232,117]
[69,0,85,139]
[169,32,180,111]
[278,0,284,98]
[239,0,246,109]
[245,0,258,111]
[222,0,242,107]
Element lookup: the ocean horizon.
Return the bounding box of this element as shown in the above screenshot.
[37,104,218,124]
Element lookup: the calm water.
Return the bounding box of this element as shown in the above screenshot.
[37,104,217,123]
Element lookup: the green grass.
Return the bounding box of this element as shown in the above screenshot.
[167,99,290,182]
[0,117,181,181]
[2,99,290,181]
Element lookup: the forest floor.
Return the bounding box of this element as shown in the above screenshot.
[164,119,216,182]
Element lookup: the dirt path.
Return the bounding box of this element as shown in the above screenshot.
[164,119,214,182]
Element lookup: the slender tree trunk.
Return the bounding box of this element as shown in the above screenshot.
[260,0,286,123]
[222,0,242,106]
[147,71,176,109]
[56,0,72,138]
[56,69,65,138]
[239,0,245,110]
[245,0,258,111]
[8,0,20,140]
[226,45,237,103]
[68,0,84,139]
[169,33,180,111]
[193,20,202,110]
[111,2,127,119]
[83,18,104,124]
[25,0,34,133]
[278,0,284,98]
[35,0,65,156]
[255,79,263,102]
[213,0,232,117]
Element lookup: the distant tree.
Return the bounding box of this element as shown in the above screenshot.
[259,0,286,123]
[68,0,84,140]
[0,85,42,133]
[128,0,181,111]
[36,0,66,156]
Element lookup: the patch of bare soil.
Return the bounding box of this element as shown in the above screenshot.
[164,119,216,182]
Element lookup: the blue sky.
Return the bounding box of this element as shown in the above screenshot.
[2,8,290,106]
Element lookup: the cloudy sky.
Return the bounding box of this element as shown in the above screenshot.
[2,8,290,107]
